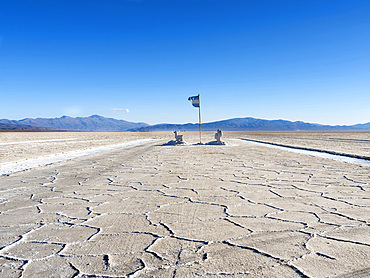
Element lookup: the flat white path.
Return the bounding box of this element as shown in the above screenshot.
[0,138,78,146]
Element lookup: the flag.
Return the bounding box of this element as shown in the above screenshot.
[188,95,200,108]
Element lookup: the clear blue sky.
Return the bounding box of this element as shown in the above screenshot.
[1,0,369,125]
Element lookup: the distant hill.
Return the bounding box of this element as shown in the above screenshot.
[348,122,370,130]
[131,117,370,131]
[0,115,149,131]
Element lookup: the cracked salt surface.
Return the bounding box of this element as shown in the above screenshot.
[237,139,370,167]
[0,139,153,176]
[1,133,369,277]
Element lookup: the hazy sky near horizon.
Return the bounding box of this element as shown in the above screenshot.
[1,0,369,125]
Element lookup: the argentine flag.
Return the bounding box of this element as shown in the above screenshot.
[188,95,200,108]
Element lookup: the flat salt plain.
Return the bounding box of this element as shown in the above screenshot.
[0,131,369,277]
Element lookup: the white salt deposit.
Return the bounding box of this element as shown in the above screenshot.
[237,139,370,167]
[0,139,153,176]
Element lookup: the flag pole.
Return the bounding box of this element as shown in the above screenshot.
[198,94,202,144]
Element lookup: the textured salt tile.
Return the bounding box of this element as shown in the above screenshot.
[305,196,354,211]
[324,225,370,245]
[293,237,370,278]
[0,242,63,260]
[304,222,340,234]
[91,195,180,214]
[1,205,39,216]
[191,188,239,197]
[237,190,282,202]
[229,216,306,232]
[22,255,77,278]
[247,264,306,277]
[227,203,280,217]
[70,188,132,199]
[230,231,311,260]
[161,188,199,199]
[84,213,170,236]
[121,182,167,191]
[25,190,64,202]
[167,180,227,191]
[147,237,206,266]
[15,175,55,185]
[331,198,370,207]
[324,187,370,197]
[67,253,145,277]
[50,176,91,187]
[191,196,249,207]
[272,188,321,198]
[98,190,164,199]
[220,183,269,194]
[131,251,165,271]
[0,177,29,190]
[0,225,40,248]
[175,243,279,276]
[178,264,300,278]
[38,203,92,219]
[334,206,370,222]
[175,270,250,278]
[334,267,370,278]
[70,193,122,203]
[138,267,175,277]
[148,202,225,224]
[0,212,66,227]
[0,199,39,212]
[106,253,148,276]
[25,223,98,243]
[269,199,327,214]
[167,219,250,242]
[61,233,156,256]
[0,257,23,277]
[317,212,364,226]
[274,211,319,225]
[293,184,328,192]
[40,197,92,205]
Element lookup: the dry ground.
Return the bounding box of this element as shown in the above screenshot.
[0,131,369,277]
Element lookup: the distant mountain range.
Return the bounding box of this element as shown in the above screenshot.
[0,122,52,131]
[0,115,148,131]
[0,115,369,131]
[132,117,370,131]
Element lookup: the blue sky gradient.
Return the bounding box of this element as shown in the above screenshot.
[1,0,369,125]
